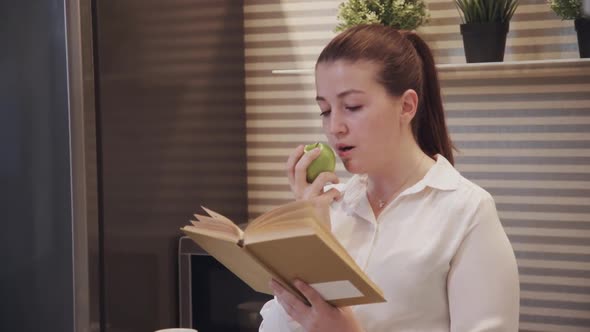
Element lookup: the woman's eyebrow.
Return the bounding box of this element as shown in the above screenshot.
[316,89,365,101]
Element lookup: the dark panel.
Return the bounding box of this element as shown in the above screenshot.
[93,0,246,330]
[0,1,74,332]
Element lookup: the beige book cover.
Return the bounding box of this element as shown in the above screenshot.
[181,200,386,307]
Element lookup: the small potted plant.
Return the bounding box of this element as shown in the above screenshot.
[455,0,520,63]
[336,0,430,32]
[548,0,590,58]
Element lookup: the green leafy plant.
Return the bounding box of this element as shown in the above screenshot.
[454,0,520,24]
[548,0,582,19]
[335,0,430,32]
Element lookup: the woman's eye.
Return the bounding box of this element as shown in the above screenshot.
[320,110,331,117]
[346,105,362,111]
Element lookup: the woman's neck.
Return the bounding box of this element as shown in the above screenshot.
[366,142,434,208]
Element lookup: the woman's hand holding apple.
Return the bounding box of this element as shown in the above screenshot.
[285,143,342,210]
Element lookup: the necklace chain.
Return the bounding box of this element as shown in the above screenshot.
[372,154,426,210]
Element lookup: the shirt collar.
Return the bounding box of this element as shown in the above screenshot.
[421,154,462,191]
[337,154,461,216]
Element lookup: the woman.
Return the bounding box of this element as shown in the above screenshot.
[259,24,520,332]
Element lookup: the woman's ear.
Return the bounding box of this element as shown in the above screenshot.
[400,89,419,124]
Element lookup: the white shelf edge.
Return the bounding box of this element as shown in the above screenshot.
[272,69,314,75]
[271,58,590,75]
[437,58,590,70]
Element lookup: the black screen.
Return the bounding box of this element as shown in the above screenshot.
[190,255,273,332]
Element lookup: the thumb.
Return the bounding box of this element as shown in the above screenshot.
[323,187,342,202]
[314,188,341,207]
[311,188,341,229]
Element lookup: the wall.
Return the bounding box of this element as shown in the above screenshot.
[244,0,590,331]
[93,0,247,330]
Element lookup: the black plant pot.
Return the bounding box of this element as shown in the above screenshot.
[460,22,510,63]
[575,18,590,58]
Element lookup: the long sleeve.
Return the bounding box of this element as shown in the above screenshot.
[258,297,305,332]
[447,195,520,332]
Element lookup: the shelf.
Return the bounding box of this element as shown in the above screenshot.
[271,69,314,75]
[436,58,590,71]
[271,58,590,75]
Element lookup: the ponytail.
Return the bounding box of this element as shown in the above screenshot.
[403,31,455,165]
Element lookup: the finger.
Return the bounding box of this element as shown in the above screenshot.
[293,279,332,311]
[307,172,340,194]
[270,280,310,320]
[286,145,305,187]
[276,294,308,323]
[275,295,297,319]
[310,189,342,213]
[294,147,321,187]
[322,187,342,202]
[275,291,309,322]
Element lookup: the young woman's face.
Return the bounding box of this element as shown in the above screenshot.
[315,60,411,174]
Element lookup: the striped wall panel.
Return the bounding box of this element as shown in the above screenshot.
[442,62,590,332]
[245,1,590,331]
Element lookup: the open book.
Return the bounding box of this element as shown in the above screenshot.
[181,200,385,307]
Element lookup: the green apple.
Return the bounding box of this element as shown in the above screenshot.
[303,142,336,183]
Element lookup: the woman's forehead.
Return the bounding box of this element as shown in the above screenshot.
[315,60,383,95]
[316,59,380,76]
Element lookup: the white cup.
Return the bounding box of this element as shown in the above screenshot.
[154,329,198,332]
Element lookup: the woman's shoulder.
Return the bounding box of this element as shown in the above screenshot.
[449,174,500,228]
[454,174,494,204]
[428,155,495,209]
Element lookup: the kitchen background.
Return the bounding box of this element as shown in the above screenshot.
[1,0,588,332]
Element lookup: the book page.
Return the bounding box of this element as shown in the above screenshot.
[248,200,314,228]
[191,215,237,234]
[182,225,240,243]
[196,206,244,239]
[247,200,318,232]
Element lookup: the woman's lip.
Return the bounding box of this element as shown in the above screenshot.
[337,147,354,158]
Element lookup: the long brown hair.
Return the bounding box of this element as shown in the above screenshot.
[316,24,454,165]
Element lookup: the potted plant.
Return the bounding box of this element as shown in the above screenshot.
[336,0,430,32]
[548,0,590,58]
[455,0,520,63]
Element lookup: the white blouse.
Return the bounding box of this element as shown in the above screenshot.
[259,155,520,332]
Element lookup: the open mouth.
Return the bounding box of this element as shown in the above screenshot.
[338,146,355,153]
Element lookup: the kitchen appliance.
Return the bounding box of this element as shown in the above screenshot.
[178,236,273,332]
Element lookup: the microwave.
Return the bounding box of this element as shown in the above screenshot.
[178,236,273,332]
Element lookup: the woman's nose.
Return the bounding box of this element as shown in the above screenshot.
[328,110,347,136]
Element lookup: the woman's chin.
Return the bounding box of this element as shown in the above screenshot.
[342,160,365,174]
